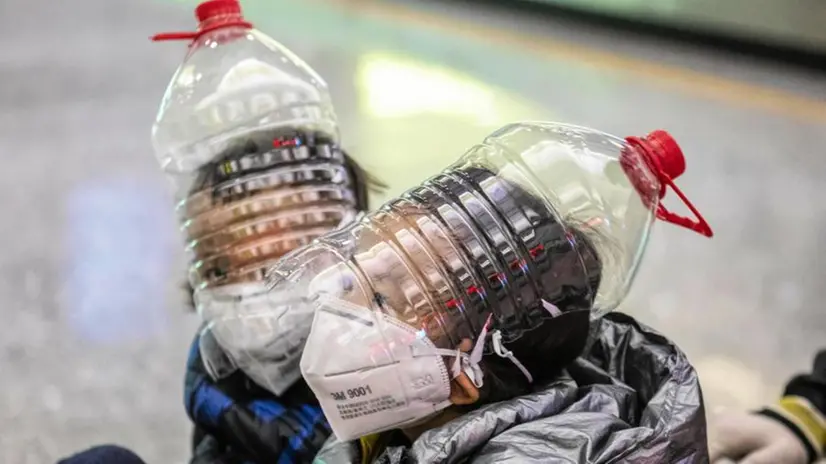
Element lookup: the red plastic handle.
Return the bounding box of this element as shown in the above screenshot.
[624,134,713,238]
[655,175,713,237]
[150,19,252,43]
[151,32,199,41]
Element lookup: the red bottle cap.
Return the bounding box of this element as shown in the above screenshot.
[196,0,242,25]
[151,0,253,42]
[624,131,713,238]
[642,130,685,180]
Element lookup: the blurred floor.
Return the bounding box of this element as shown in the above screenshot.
[1,0,825,461]
[497,0,826,55]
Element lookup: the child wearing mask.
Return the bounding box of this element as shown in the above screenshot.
[276,165,708,463]
[183,125,712,463]
[180,133,383,464]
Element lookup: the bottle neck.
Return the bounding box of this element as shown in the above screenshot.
[188,26,252,51]
[151,22,252,44]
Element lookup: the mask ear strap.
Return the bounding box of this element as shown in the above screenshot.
[477,314,534,384]
[470,315,492,364]
[491,331,533,384]
[450,350,464,379]
[448,315,492,388]
[542,299,562,317]
[449,347,485,388]
[447,314,534,387]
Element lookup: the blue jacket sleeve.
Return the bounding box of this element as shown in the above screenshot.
[185,333,331,464]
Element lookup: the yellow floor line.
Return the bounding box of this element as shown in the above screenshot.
[323,0,826,123]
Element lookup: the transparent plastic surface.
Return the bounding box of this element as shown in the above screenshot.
[483,122,661,312]
[153,27,337,178]
[212,121,668,398]
[269,122,660,331]
[151,20,359,392]
[272,161,603,359]
[151,22,353,292]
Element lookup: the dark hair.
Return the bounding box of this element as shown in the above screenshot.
[476,228,601,405]
[476,312,592,405]
[427,166,604,406]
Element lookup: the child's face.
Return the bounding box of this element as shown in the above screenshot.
[186,165,359,288]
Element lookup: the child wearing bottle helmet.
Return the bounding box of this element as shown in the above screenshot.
[187,122,714,463]
[290,166,709,463]
[269,123,714,463]
[182,142,383,464]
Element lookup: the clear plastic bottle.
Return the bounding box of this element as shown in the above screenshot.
[268,122,712,351]
[151,1,359,319]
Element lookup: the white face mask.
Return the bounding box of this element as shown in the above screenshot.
[300,296,535,441]
[199,283,311,396]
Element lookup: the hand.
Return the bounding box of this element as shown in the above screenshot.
[709,410,808,464]
[184,329,330,464]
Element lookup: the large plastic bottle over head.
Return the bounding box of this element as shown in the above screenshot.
[151,0,362,392]
[274,121,711,312]
[228,122,712,436]
[259,122,711,385]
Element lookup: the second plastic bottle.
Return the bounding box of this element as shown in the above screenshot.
[150,0,363,392]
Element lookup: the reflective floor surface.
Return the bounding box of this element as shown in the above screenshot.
[1,0,825,461]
